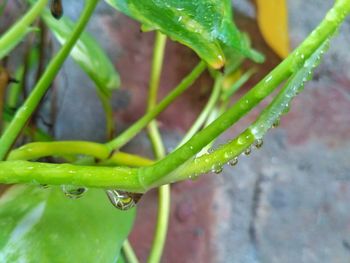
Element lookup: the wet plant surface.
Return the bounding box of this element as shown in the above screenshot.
[0,0,350,262]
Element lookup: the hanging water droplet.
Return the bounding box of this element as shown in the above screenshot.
[272,119,280,128]
[211,164,223,174]
[50,0,63,20]
[254,139,264,149]
[244,147,251,155]
[228,157,238,166]
[62,185,87,199]
[106,190,143,211]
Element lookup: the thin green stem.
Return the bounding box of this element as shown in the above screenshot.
[0,0,99,160]
[122,240,140,263]
[96,89,115,139]
[105,61,207,151]
[137,0,350,188]
[155,39,330,185]
[0,0,347,193]
[146,32,170,263]
[177,75,222,147]
[0,0,48,59]
[8,140,153,166]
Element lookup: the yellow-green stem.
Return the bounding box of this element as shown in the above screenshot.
[147,32,170,263]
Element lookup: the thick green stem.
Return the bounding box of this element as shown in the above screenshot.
[137,0,350,188]
[0,160,142,191]
[0,0,99,160]
[105,61,207,151]
[146,32,170,263]
[0,0,48,59]
[0,0,347,192]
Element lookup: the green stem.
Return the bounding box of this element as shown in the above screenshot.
[177,75,222,147]
[0,0,48,59]
[156,39,330,184]
[0,0,347,193]
[137,0,350,188]
[96,89,115,139]
[8,140,153,166]
[0,160,142,191]
[122,240,140,263]
[146,32,170,263]
[105,61,207,151]
[0,0,99,160]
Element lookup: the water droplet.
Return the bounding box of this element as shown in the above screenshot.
[50,0,63,20]
[228,157,238,166]
[106,190,143,211]
[254,139,264,149]
[244,147,251,155]
[62,185,87,199]
[272,119,280,128]
[211,164,223,174]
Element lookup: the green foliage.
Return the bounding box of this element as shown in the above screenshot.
[0,0,47,59]
[0,185,135,263]
[105,0,263,69]
[41,10,120,96]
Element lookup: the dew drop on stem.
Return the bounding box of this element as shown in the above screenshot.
[106,190,143,211]
[244,147,252,155]
[228,157,238,166]
[272,119,280,128]
[254,139,264,149]
[211,164,223,174]
[62,185,87,199]
[50,0,63,20]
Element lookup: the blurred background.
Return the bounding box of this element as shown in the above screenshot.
[2,0,350,262]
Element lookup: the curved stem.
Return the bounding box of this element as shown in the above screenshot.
[0,0,99,160]
[8,140,153,166]
[96,89,115,140]
[177,75,222,147]
[137,0,350,188]
[122,240,140,263]
[146,32,170,263]
[0,0,48,59]
[105,61,206,151]
[0,0,347,193]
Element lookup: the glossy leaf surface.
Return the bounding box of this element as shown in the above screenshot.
[42,10,120,95]
[0,185,135,262]
[105,0,263,68]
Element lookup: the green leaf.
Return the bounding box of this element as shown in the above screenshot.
[105,0,263,69]
[0,185,135,262]
[41,10,120,95]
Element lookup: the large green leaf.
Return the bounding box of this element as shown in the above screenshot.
[0,185,135,262]
[41,10,120,96]
[105,0,263,69]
